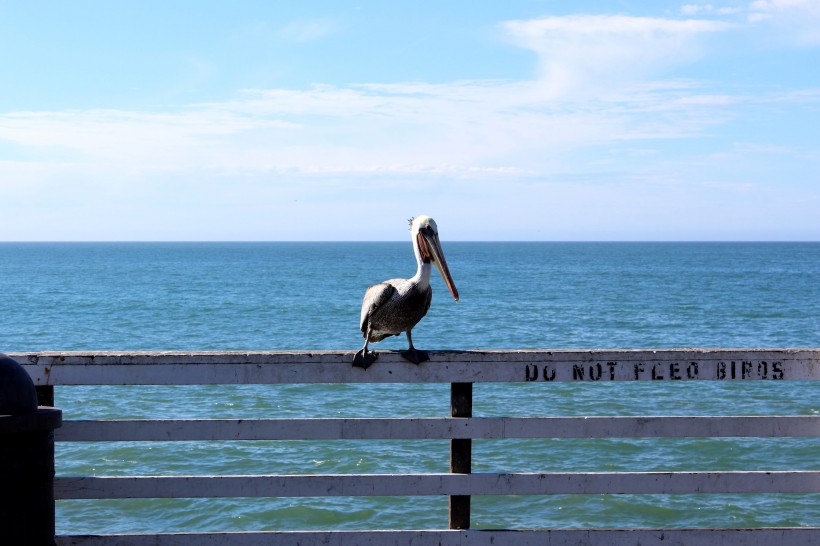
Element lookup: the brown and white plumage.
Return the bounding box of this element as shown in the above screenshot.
[353,215,459,369]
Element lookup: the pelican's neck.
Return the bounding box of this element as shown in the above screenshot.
[409,234,432,289]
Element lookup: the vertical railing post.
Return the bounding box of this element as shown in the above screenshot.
[449,382,472,529]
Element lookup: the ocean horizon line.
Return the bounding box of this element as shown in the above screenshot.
[1,239,818,244]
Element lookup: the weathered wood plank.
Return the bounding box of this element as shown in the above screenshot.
[53,471,820,500]
[54,416,820,442]
[54,528,820,546]
[14,349,820,385]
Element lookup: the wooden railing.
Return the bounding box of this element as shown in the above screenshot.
[15,349,820,546]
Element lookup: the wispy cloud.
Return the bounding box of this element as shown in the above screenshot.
[501,15,732,99]
[2,10,818,240]
[4,11,814,185]
[748,0,820,44]
[683,1,820,46]
[277,19,339,43]
[681,4,744,16]
[0,76,744,184]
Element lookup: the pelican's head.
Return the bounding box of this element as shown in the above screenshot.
[410,215,459,301]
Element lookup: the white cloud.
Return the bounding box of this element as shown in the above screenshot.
[682,4,709,15]
[501,15,731,99]
[0,14,744,187]
[2,13,817,240]
[0,77,734,186]
[5,74,777,240]
[1,13,810,193]
[681,4,743,16]
[748,0,820,44]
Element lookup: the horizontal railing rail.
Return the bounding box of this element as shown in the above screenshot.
[55,415,820,441]
[47,528,820,546]
[15,349,820,384]
[56,471,820,500]
[13,349,820,546]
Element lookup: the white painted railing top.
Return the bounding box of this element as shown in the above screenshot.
[14,348,820,385]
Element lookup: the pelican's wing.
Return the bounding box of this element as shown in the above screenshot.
[422,285,432,317]
[360,282,396,334]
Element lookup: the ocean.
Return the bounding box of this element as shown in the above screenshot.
[1,242,818,533]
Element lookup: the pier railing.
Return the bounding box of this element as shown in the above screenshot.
[14,349,820,546]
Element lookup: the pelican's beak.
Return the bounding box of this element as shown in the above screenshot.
[419,227,459,301]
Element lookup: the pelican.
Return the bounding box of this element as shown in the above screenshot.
[353,215,459,369]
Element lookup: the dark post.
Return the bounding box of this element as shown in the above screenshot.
[0,353,62,546]
[449,382,472,529]
[36,385,55,407]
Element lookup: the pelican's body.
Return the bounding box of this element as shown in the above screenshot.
[353,216,459,369]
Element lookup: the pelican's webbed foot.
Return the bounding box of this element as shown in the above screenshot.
[353,349,378,369]
[401,331,429,365]
[400,348,429,365]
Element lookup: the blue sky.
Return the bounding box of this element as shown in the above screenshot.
[1,0,818,241]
